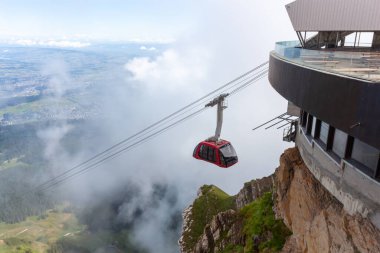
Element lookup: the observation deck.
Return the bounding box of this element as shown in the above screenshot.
[274,41,380,82]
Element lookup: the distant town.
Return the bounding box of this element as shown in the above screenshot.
[0,47,112,126]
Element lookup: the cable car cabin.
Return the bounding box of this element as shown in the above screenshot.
[193,140,238,168]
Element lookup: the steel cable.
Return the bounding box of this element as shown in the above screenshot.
[35,62,269,191]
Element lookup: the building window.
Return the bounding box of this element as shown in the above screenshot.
[319,122,329,144]
[332,128,347,158]
[306,114,314,135]
[311,117,316,136]
[351,139,380,174]
[301,111,307,127]
[312,118,321,138]
[314,119,322,139]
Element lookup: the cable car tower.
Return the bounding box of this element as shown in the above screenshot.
[193,94,238,168]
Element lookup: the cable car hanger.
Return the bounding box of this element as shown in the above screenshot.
[205,93,229,142]
[193,93,238,168]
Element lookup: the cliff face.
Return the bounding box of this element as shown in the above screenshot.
[179,176,290,253]
[180,147,380,253]
[235,175,274,210]
[179,185,237,253]
[276,148,380,253]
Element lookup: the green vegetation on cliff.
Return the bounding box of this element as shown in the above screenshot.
[216,192,291,253]
[182,186,291,253]
[182,185,236,252]
[240,192,291,252]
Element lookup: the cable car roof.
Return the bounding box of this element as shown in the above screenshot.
[202,139,230,148]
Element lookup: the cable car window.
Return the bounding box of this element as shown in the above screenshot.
[220,143,238,166]
[219,151,226,167]
[220,143,237,157]
[199,145,208,160]
[193,144,199,157]
[208,147,215,162]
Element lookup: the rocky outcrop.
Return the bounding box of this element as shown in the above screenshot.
[235,175,275,209]
[180,204,194,251]
[179,185,238,253]
[194,209,244,253]
[179,177,281,253]
[276,148,380,253]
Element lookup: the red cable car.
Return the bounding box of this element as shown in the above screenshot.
[193,139,238,168]
[193,94,238,168]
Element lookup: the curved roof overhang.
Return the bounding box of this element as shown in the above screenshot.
[286,0,380,32]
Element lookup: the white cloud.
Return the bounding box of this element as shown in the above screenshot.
[126,57,158,80]
[37,124,73,161]
[128,37,175,44]
[140,46,157,51]
[42,40,91,48]
[125,48,209,92]
[14,39,37,46]
[8,39,91,48]
[41,59,72,97]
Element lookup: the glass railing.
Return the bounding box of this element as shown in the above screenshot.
[273,41,380,82]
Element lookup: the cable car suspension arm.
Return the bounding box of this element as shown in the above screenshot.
[205,93,229,142]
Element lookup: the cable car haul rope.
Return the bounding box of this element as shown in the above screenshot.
[36,61,269,192]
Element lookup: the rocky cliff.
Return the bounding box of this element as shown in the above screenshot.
[180,147,380,253]
[179,175,290,252]
[276,147,380,253]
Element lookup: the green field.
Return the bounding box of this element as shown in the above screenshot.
[0,98,76,118]
[0,156,28,171]
[0,206,85,253]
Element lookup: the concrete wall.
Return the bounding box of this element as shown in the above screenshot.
[296,128,380,229]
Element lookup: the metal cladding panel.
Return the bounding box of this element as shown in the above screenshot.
[286,0,380,31]
[268,52,380,150]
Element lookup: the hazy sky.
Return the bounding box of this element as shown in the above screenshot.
[1,1,299,251]
[0,0,294,42]
[0,0,300,204]
[0,0,199,41]
[0,0,301,188]
[0,0,300,199]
